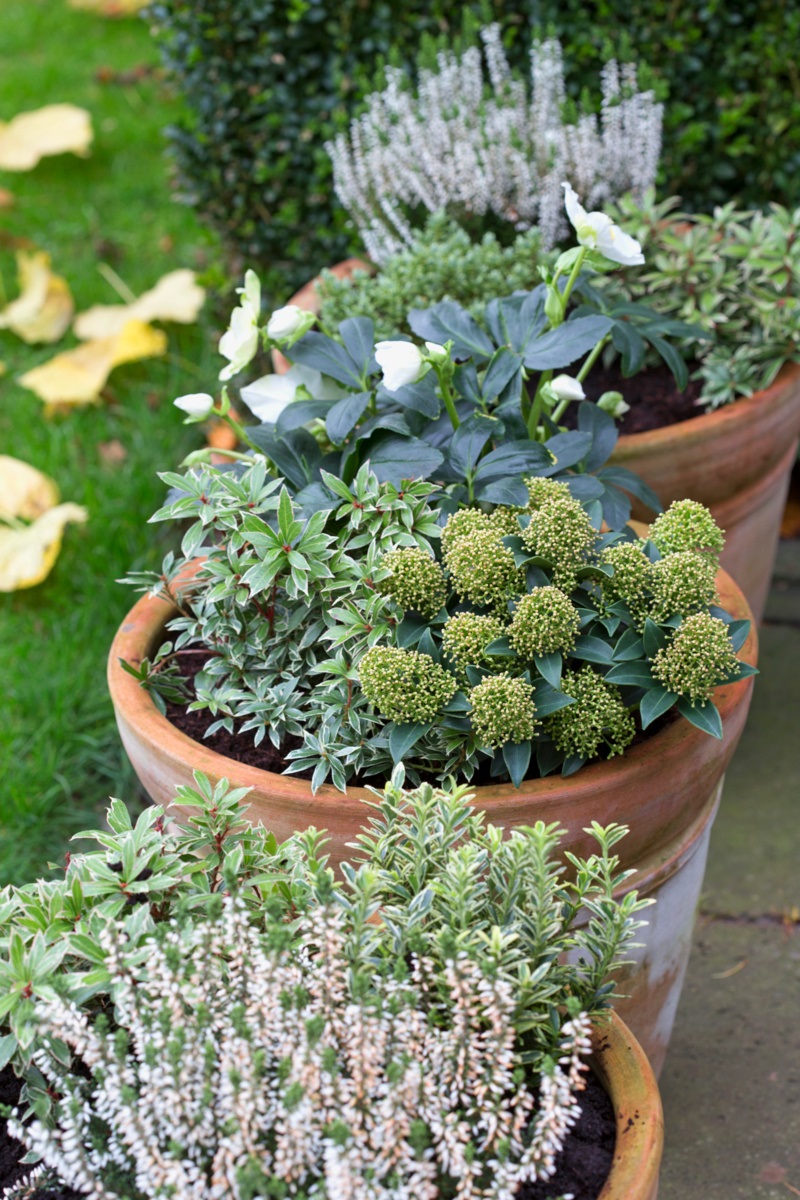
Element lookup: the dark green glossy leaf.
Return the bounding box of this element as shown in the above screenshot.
[408,300,494,359]
[604,661,656,687]
[365,436,444,486]
[325,391,371,444]
[534,651,562,688]
[522,314,613,370]
[503,740,532,788]
[675,696,723,739]
[482,347,523,401]
[639,686,678,729]
[643,618,669,657]
[597,466,663,515]
[388,721,433,764]
[571,635,614,664]
[288,331,364,388]
[447,412,499,476]
[614,627,645,661]
[338,316,376,375]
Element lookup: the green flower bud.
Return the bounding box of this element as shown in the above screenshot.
[469,673,538,749]
[601,541,654,628]
[651,612,741,704]
[524,476,572,511]
[377,546,446,619]
[649,500,725,562]
[487,506,524,538]
[547,665,636,761]
[520,493,597,590]
[650,551,718,622]
[358,646,456,724]
[509,587,580,658]
[440,508,494,561]
[441,612,507,685]
[446,528,522,609]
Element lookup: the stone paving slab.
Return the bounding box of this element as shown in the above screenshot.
[701,624,800,916]
[659,921,800,1199]
[658,561,800,1198]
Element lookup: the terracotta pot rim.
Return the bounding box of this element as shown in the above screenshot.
[613,360,800,451]
[593,1011,663,1199]
[108,567,757,810]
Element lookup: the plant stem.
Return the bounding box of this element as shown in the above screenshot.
[223,414,265,456]
[526,370,552,440]
[437,372,461,429]
[559,246,588,315]
[550,334,612,426]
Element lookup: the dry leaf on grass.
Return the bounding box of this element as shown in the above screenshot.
[0,502,87,591]
[97,438,127,464]
[69,0,149,13]
[0,188,14,209]
[74,268,205,338]
[0,104,92,171]
[19,319,167,410]
[0,250,74,343]
[0,456,60,520]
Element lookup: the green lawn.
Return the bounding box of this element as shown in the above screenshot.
[0,0,219,883]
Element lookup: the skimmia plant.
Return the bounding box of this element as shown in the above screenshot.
[1,774,649,1200]
[125,447,753,791]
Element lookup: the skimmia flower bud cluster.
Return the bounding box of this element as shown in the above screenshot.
[377,546,447,619]
[509,587,581,658]
[652,612,742,703]
[548,666,636,760]
[649,499,726,562]
[442,613,507,685]
[521,492,598,590]
[444,522,522,610]
[469,674,539,749]
[601,541,654,628]
[650,551,719,622]
[358,646,456,723]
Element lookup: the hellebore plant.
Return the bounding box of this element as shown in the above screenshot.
[175,183,694,522]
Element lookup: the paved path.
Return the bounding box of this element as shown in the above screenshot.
[659,541,800,1199]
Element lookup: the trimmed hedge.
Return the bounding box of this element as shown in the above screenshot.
[151,0,800,300]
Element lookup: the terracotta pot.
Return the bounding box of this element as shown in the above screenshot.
[593,1011,664,1200]
[274,260,800,624]
[108,568,756,1075]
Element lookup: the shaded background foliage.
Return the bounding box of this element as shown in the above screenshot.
[151,0,800,299]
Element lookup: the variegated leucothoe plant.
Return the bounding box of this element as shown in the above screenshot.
[0,771,650,1200]
[125,440,754,791]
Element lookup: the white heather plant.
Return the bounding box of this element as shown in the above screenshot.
[2,774,651,1200]
[326,24,663,262]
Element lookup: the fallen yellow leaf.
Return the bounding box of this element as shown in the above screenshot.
[0,104,92,172]
[74,268,205,339]
[0,502,87,591]
[0,456,60,520]
[19,319,167,409]
[0,250,74,344]
[69,0,149,12]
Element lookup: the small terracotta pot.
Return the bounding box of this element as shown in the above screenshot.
[593,1012,664,1200]
[273,260,800,624]
[108,568,756,1076]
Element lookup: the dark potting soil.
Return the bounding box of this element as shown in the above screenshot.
[574,360,705,435]
[1,1061,615,1200]
[519,1071,616,1200]
[0,1065,82,1200]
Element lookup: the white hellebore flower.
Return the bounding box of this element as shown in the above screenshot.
[562,182,644,267]
[550,374,586,402]
[241,364,346,424]
[266,304,306,341]
[174,392,215,420]
[219,269,261,381]
[375,340,445,392]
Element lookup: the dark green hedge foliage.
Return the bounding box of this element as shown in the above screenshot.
[152,0,800,300]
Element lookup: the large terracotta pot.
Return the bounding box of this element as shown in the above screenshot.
[273,261,800,624]
[592,1012,664,1200]
[108,568,756,1076]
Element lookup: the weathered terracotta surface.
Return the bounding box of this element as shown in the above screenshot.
[593,1012,664,1200]
[276,259,800,623]
[108,569,756,1070]
[612,363,800,623]
[271,257,372,374]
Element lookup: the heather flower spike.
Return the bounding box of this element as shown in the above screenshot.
[562,181,645,266]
